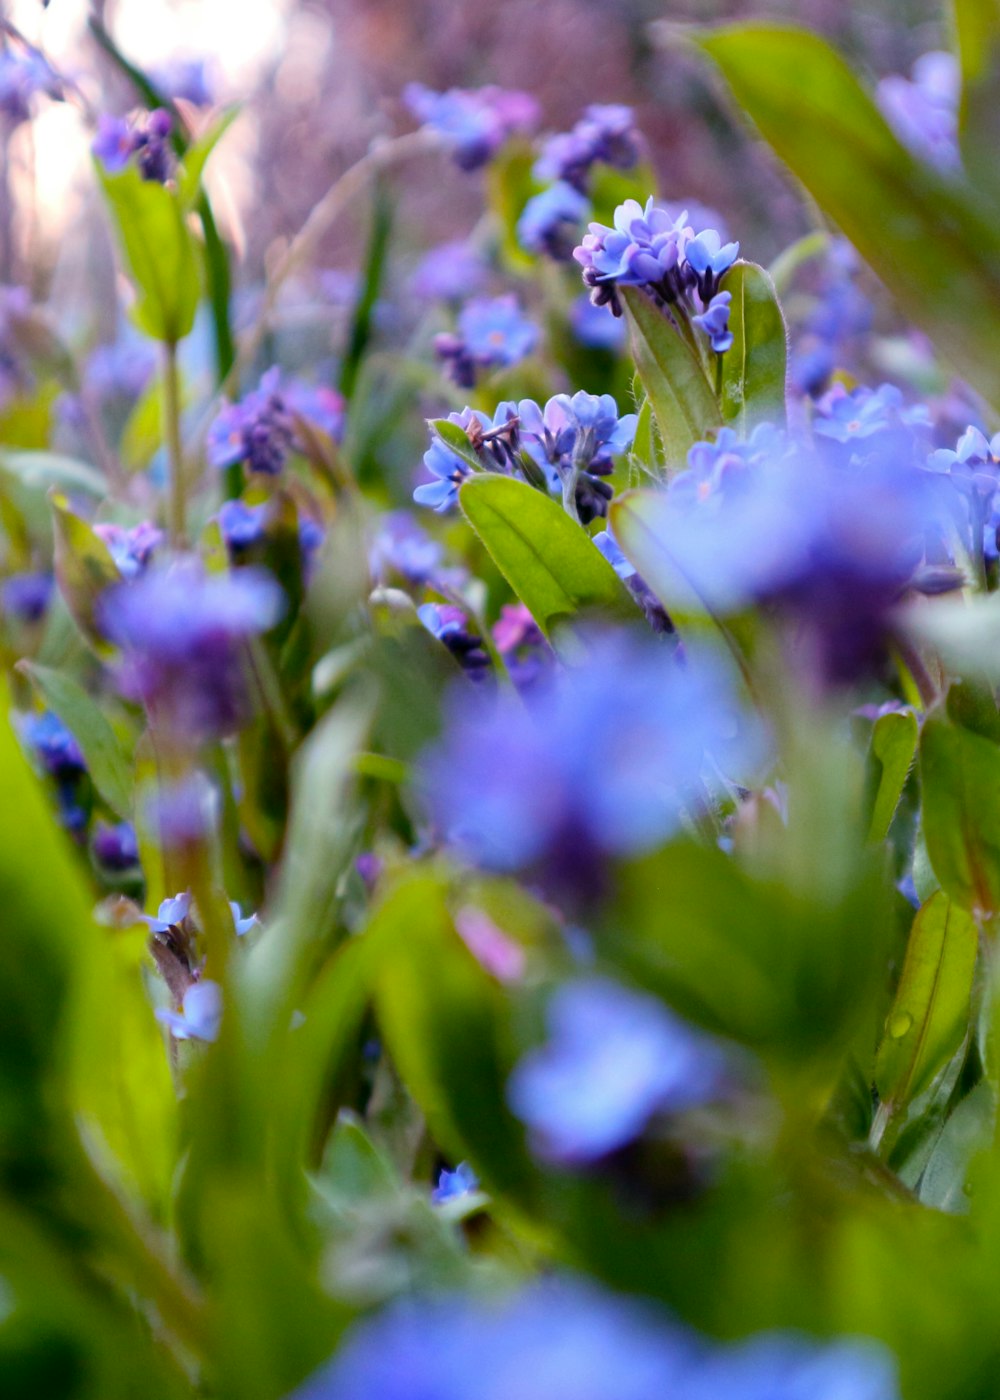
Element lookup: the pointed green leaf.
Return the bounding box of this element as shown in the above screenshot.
[696,23,1000,407]
[427,418,484,475]
[718,260,787,432]
[176,105,240,209]
[620,286,721,467]
[18,662,132,819]
[875,892,978,1111]
[921,716,1000,913]
[50,492,122,653]
[866,709,919,843]
[458,474,633,635]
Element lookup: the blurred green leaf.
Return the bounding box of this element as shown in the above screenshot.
[696,22,1000,408]
[955,0,1000,201]
[919,1079,994,1210]
[718,261,787,432]
[97,164,200,343]
[18,662,132,820]
[875,892,978,1114]
[459,474,632,636]
[921,716,1000,913]
[50,493,122,654]
[176,106,240,209]
[610,487,714,622]
[620,286,721,467]
[866,709,919,843]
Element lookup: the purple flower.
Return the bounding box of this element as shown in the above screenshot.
[156,979,221,1042]
[217,500,267,555]
[413,437,475,512]
[431,1161,479,1204]
[150,57,215,108]
[93,108,174,183]
[404,83,539,171]
[420,632,761,899]
[0,49,61,127]
[84,338,157,406]
[418,603,491,681]
[98,560,284,738]
[575,197,687,293]
[517,182,590,260]
[692,290,733,353]
[21,711,86,780]
[457,295,538,369]
[507,978,735,1165]
[93,521,163,580]
[410,241,488,302]
[207,367,295,476]
[877,51,960,172]
[926,424,1000,560]
[535,104,642,190]
[92,821,139,872]
[2,570,52,623]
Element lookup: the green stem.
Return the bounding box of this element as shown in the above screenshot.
[163,340,186,548]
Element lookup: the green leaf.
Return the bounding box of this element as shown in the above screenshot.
[919,1079,994,1210]
[18,662,132,819]
[0,450,105,499]
[50,492,123,653]
[458,474,633,636]
[718,261,787,432]
[696,23,1000,408]
[427,418,484,475]
[620,286,721,467]
[866,709,919,843]
[955,0,1000,202]
[875,892,979,1112]
[97,163,200,343]
[921,716,1000,913]
[176,106,240,209]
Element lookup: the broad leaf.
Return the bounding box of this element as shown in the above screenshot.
[955,0,1000,202]
[620,286,721,467]
[459,474,632,635]
[866,709,919,843]
[920,716,1000,913]
[718,260,787,431]
[875,892,978,1112]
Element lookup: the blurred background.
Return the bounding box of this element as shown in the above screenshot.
[1,0,946,305]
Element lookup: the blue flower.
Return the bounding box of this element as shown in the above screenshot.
[517,182,590,260]
[535,104,642,190]
[419,632,762,898]
[431,1161,479,1204]
[575,197,686,289]
[517,390,636,522]
[1,570,52,623]
[410,241,488,302]
[21,711,86,780]
[458,296,538,367]
[877,51,959,172]
[230,902,258,937]
[98,560,285,737]
[370,511,443,585]
[155,980,222,1043]
[507,978,735,1165]
[217,500,267,555]
[92,821,139,872]
[413,438,474,512]
[685,1333,900,1400]
[144,892,193,934]
[94,521,163,580]
[692,290,733,353]
[284,380,346,443]
[813,382,907,445]
[569,294,626,351]
[207,367,295,476]
[404,83,539,171]
[684,230,740,298]
[92,108,174,183]
[418,604,491,681]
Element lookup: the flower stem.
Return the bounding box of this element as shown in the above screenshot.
[163,339,186,548]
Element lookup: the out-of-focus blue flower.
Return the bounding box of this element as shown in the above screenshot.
[404,83,539,171]
[2,570,53,623]
[517,182,590,260]
[684,1332,900,1400]
[508,978,735,1165]
[284,380,346,443]
[293,1278,697,1400]
[92,820,139,872]
[0,49,61,127]
[207,367,295,476]
[22,711,86,780]
[813,382,909,446]
[150,57,215,107]
[692,290,733,353]
[458,295,538,368]
[217,500,267,555]
[156,979,222,1042]
[92,108,174,183]
[535,104,642,190]
[230,901,258,937]
[420,632,761,895]
[569,294,626,351]
[413,437,475,512]
[98,560,284,737]
[94,521,163,580]
[418,603,491,681]
[147,774,220,849]
[370,511,443,585]
[85,337,157,406]
[432,1161,479,1204]
[877,51,960,172]
[410,241,488,302]
[927,424,1000,559]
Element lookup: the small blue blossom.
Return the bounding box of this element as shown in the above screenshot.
[85,337,157,406]
[22,711,86,780]
[150,57,215,107]
[458,295,538,368]
[284,380,346,443]
[431,1161,479,1204]
[685,1333,900,1400]
[508,978,735,1165]
[2,570,53,623]
[404,83,539,171]
[94,521,163,580]
[517,182,590,260]
[877,51,960,172]
[144,892,193,934]
[92,821,140,872]
[410,241,488,302]
[692,290,733,353]
[575,197,686,292]
[156,980,222,1043]
[684,230,740,299]
[370,511,443,585]
[418,603,491,681]
[207,367,295,476]
[518,390,636,522]
[413,437,475,512]
[92,108,174,183]
[217,500,267,555]
[534,104,642,190]
[230,902,258,937]
[569,294,626,351]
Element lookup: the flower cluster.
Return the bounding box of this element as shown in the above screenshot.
[535,104,643,190]
[92,108,175,183]
[404,83,539,170]
[207,367,345,477]
[434,295,538,389]
[574,197,739,352]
